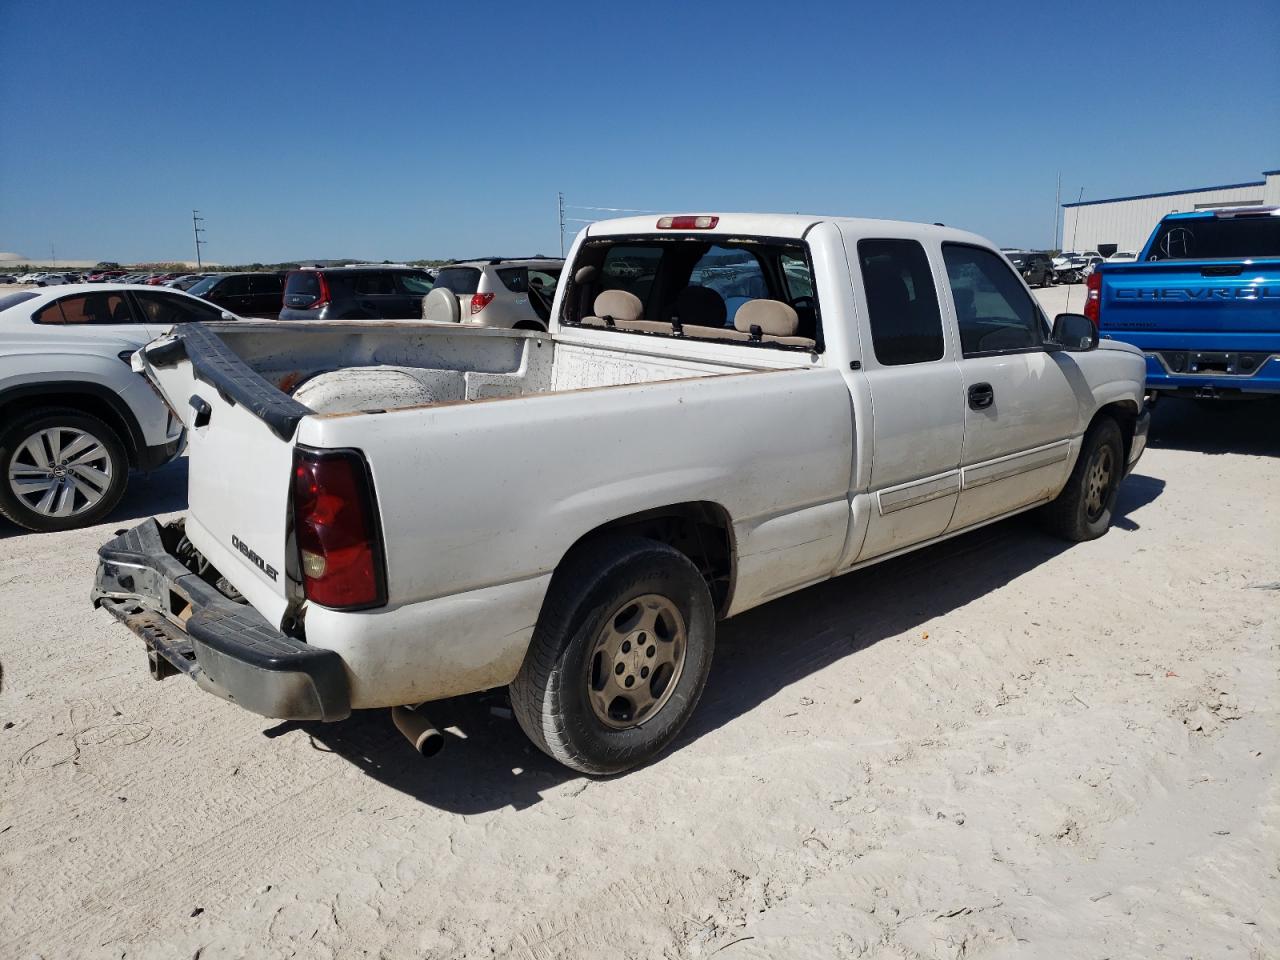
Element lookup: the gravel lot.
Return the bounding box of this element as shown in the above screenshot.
[1,289,1277,959]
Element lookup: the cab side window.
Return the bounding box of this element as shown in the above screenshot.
[857,239,945,365]
[33,293,135,325]
[942,244,1045,356]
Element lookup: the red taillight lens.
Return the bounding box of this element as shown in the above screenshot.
[292,449,385,609]
[656,215,719,230]
[312,272,331,310]
[1084,271,1102,325]
[470,292,495,314]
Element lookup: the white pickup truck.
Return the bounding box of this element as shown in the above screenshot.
[93,213,1149,774]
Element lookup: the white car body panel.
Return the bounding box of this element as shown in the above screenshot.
[133,215,1148,710]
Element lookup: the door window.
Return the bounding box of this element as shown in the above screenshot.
[857,239,945,365]
[249,274,283,295]
[218,275,252,297]
[132,291,225,324]
[395,271,434,295]
[351,272,395,295]
[942,244,1045,356]
[33,292,135,324]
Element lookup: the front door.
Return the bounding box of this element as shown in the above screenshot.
[842,234,966,562]
[940,244,1082,531]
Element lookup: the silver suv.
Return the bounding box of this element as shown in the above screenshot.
[422,258,563,330]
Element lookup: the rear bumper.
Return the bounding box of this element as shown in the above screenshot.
[92,518,350,721]
[1126,406,1150,476]
[1141,352,1280,396]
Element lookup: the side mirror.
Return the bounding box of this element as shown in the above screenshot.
[220,311,236,321]
[1049,313,1098,352]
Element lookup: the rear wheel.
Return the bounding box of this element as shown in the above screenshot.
[1039,417,1123,542]
[0,408,128,532]
[510,537,716,775]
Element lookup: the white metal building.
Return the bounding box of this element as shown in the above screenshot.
[1060,167,1280,256]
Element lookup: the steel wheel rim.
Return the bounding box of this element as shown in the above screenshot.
[587,593,687,730]
[1084,444,1114,521]
[7,426,113,519]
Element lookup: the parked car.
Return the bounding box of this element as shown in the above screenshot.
[422,258,563,329]
[0,284,239,532]
[1088,207,1280,401]
[87,271,128,283]
[187,272,285,318]
[94,212,1148,775]
[1107,251,1138,262]
[163,274,206,290]
[279,265,434,321]
[34,273,73,287]
[0,275,16,285]
[1055,253,1105,284]
[1004,251,1056,287]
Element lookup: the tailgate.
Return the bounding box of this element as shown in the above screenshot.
[137,324,308,626]
[1099,260,1280,339]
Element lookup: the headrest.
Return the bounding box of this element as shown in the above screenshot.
[734,299,799,337]
[673,286,726,327]
[593,289,643,322]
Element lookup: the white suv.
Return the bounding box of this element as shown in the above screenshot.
[422,258,563,330]
[0,285,233,532]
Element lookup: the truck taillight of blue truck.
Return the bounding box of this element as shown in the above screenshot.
[1088,207,1280,401]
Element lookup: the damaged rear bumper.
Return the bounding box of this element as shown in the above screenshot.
[92,518,350,721]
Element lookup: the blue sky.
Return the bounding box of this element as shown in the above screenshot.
[1,0,1277,263]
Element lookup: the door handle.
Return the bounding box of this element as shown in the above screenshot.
[968,382,994,410]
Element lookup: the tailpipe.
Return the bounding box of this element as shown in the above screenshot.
[392,705,445,757]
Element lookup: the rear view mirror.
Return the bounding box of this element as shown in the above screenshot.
[1050,313,1098,352]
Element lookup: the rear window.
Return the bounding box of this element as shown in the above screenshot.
[0,291,38,312]
[497,267,528,293]
[1147,215,1280,260]
[285,271,320,297]
[433,267,481,295]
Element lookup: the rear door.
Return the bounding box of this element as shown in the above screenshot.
[207,275,252,315]
[841,233,966,562]
[138,326,301,624]
[941,244,1081,531]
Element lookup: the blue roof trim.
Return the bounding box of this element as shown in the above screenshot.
[1063,179,1265,208]
[1263,168,1280,176]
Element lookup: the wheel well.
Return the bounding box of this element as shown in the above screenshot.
[0,388,143,466]
[1093,400,1139,465]
[513,320,545,331]
[571,502,735,616]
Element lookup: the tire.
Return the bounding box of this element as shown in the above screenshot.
[510,536,716,775]
[0,408,129,533]
[1039,417,1124,542]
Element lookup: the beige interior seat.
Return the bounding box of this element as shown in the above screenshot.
[734,299,815,348]
[581,290,644,329]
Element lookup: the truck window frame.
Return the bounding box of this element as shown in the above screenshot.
[562,233,825,354]
[941,242,1050,359]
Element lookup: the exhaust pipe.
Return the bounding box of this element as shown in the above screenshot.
[392,705,445,757]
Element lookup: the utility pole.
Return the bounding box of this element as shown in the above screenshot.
[1053,172,1061,251]
[192,210,207,268]
[558,192,565,258]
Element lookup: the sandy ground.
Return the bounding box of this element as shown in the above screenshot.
[1,291,1278,959]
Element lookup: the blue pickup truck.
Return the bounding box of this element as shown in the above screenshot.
[1086,207,1280,401]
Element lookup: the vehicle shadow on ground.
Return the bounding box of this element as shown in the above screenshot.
[0,457,188,540]
[1148,397,1279,458]
[285,475,1164,814]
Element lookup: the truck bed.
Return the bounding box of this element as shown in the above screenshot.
[162,320,789,431]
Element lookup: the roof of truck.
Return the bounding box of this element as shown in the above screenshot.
[585,213,990,245]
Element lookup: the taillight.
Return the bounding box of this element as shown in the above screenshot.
[292,449,386,609]
[470,292,495,314]
[1084,271,1102,325]
[656,215,719,229]
[311,272,331,310]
